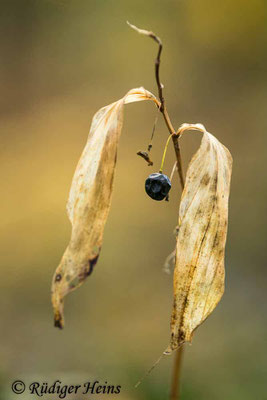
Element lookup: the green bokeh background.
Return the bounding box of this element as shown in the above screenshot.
[0,1,266,399]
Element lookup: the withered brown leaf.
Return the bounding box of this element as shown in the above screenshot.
[52,88,159,329]
[165,124,232,353]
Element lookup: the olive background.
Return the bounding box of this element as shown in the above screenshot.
[0,1,266,399]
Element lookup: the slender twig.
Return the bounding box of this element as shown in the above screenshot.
[127,22,185,189]
[136,150,153,166]
[153,38,185,188]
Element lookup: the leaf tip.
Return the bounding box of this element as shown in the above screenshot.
[54,308,64,329]
[52,285,65,329]
[54,312,64,330]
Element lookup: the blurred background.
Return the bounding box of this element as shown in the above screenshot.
[0,0,266,399]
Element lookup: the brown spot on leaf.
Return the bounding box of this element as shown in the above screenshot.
[196,207,204,218]
[178,329,185,342]
[55,274,62,282]
[201,172,210,186]
[212,232,220,249]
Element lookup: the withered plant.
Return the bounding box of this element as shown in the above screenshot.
[51,23,232,399]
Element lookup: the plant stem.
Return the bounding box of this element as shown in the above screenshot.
[147,25,185,400]
[127,22,185,189]
[128,22,185,399]
[170,346,184,400]
[148,26,185,400]
[152,34,185,189]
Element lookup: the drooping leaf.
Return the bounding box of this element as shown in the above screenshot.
[52,88,159,329]
[165,124,232,353]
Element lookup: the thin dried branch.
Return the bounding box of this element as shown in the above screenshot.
[127,21,185,189]
[136,150,153,166]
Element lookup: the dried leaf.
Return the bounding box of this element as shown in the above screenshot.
[52,88,159,329]
[165,124,232,353]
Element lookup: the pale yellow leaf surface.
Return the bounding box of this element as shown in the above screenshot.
[52,88,158,329]
[165,124,232,353]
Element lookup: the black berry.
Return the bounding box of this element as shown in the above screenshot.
[145,173,171,201]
